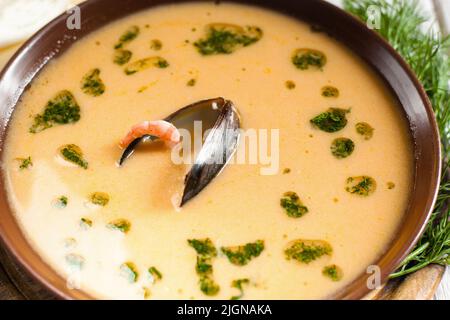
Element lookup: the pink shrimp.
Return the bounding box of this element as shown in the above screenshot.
[120,120,181,149]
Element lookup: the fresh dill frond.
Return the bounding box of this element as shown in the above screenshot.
[344,0,450,278]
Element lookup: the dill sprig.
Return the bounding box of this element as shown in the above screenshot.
[344,0,450,277]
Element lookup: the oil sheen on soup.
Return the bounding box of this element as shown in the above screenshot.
[2,2,413,299]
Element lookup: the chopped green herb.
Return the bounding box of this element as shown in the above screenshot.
[199,276,220,296]
[55,195,68,208]
[355,122,374,140]
[188,238,220,296]
[65,253,85,270]
[345,176,376,196]
[280,191,308,218]
[114,25,140,49]
[148,266,163,282]
[16,156,32,170]
[196,256,213,275]
[285,80,296,90]
[156,59,169,68]
[387,182,396,190]
[60,144,88,169]
[321,86,339,97]
[231,278,250,300]
[90,192,110,206]
[150,39,162,50]
[143,287,151,299]
[107,218,130,233]
[221,240,264,266]
[187,78,197,86]
[322,264,343,281]
[30,90,80,133]
[331,138,355,158]
[81,68,105,96]
[120,262,139,283]
[113,49,132,65]
[292,48,327,70]
[285,239,332,264]
[124,56,169,75]
[310,108,350,133]
[188,238,217,257]
[80,217,93,229]
[194,23,262,55]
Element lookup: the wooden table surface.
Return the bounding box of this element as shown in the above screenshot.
[0,0,448,300]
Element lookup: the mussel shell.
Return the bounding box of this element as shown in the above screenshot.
[181,100,240,206]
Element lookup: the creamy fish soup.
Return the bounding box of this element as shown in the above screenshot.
[3,2,413,299]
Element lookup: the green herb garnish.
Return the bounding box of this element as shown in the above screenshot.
[321,86,339,97]
[387,182,396,190]
[187,78,197,86]
[30,90,80,133]
[114,25,140,49]
[150,39,162,50]
[285,80,296,90]
[355,122,374,140]
[331,138,355,158]
[143,287,151,299]
[113,49,132,65]
[80,217,93,229]
[16,156,32,170]
[81,68,105,96]
[188,238,220,296]
[310,108,350,133]
[148,266,163,282]
[120,262,139,283]
[124,56,169,75]
[292,48,327,70]
[196,256,213,275]
[345,176,376,196]
[285,239,332,264]
[188,238,217,256]
[322,264,343,281]
[199,276,220,296]
[89,192,110,206]
[231,278,250,300]
[107,218,130,233]
[280,191,308,218]
[221,240,264,266]
[194,23,262,55]
[55,195,68,208]
[60,144,88,169]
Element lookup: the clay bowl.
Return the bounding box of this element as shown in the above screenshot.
[0,0,441,300]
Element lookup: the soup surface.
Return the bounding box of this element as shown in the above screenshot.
[2,2,413,299]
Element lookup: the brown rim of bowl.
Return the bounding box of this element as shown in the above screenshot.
[0,0,441,300]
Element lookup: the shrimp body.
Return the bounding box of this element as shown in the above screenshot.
[120,120,180,148]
